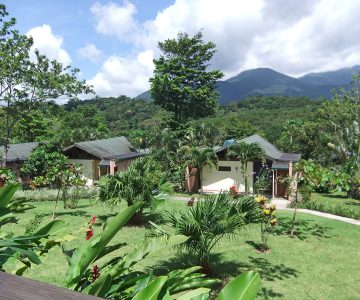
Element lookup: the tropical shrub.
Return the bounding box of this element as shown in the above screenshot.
[228,142,265,194]
[0,184,34,226]
[0,184,69,273]
[255,195,277,251]
[98,157,172,224]
[63,202,220,298]
[13,187,97,202]
[254,166,272,195]
[62,197,261,299]
[293,200,360,220]
[165,192,262,273]
[0,168,17,186]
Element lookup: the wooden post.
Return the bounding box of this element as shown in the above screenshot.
[110,160,116,175]
[272,169,275,199]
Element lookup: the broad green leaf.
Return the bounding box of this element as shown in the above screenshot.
[0,183,20,208]
[10,247,41,265]
[132,276,168,300]
[34,220,67,236]
[177,287,210,300]
[64,201,142,288]
[86,273,113,297]
[171,278,220,294]
[216,271,260,300]
[109,234,188,279]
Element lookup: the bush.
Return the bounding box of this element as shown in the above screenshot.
[293,200,360,220]
[166,192,262,273]
[13,187,98,202]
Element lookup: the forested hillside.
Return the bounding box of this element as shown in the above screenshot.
[0,94,324,150]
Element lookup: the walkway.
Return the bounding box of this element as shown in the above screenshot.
[169,195,360,226]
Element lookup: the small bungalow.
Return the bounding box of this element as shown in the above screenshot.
[200,134,301,198]
[63,136,144,185]
[0,142,39,174]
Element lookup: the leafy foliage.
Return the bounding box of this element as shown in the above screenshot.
[166,192,262,272]
[0,5,92,165]
[150,31,223,125]
[229,142,265,194]
[99,157,172,223]
[0,183,68,273]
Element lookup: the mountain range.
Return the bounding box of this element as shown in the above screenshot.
[136,65,360,104]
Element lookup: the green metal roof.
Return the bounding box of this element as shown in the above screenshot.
[0,142,39,162]
[64,137,137,159]
[272,161,289,170]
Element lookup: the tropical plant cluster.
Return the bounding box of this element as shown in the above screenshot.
[1,183,262,299]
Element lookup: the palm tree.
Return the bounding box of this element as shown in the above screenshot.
[228,142,265,194]
[167,192,262,273]
[179,146,218,193]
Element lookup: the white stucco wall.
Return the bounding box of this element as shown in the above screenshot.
[201,160,253,193]
[67,159,99,186]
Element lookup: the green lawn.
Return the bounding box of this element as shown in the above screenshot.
[3,198,360,300]
[311,192,360,215]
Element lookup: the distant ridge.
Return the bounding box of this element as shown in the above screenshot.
[136,65,360,104]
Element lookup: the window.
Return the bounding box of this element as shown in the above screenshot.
[218,166,231,172]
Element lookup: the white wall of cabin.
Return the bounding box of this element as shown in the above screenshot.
[67,159,99,186]
[201,160,253,194]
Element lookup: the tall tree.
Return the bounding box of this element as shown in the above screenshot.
[150,31,223,125]
[0,5,92,166]
[228,142,265,194]
[179,145,218,193]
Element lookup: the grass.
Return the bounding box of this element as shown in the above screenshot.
[295,192,360,220]
[2,198,360,300]
[312,192,360,214]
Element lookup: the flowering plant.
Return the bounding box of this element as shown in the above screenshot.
[229,185,238,199]
[255,195,277,251]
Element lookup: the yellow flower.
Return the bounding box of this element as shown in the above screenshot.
[263,209,271,215]
[271,218,277,226]
[255,196,262,203]
[270,204,276,211]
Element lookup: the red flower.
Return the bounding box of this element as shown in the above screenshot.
[89,215,97,225]
[85,227,94,240]
[229,185,238,198]
[91,265,100,282]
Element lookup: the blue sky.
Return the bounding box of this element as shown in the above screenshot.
[2,0,173,79]
[2,1,360,98]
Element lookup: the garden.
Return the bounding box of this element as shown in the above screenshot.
[2,188,360,299]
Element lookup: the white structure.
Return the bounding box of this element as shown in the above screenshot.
[200,135,301,198]
[201,161,253,193]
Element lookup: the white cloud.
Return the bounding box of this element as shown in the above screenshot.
[77,43,103,63]
[90,0,360,96]
[26,24,71,66]
[90,0,138,40]
[88,50,154,97]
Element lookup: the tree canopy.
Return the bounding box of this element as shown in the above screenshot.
[150,31,223,126]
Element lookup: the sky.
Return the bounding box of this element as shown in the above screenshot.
[2,0,360,98]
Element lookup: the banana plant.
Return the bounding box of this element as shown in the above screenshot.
[62,201,221,299]
[127,270,260,300]
[0,183,70,274]
[0,183,35,225]
[64,201,143,288]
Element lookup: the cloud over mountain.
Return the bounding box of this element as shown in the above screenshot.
[88,0,360,97]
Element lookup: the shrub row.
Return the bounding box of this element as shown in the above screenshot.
[13,187,98,202]
[293,200,360,220]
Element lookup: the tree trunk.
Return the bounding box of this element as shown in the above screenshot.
[243,164,248,194]
[1,99,11,168]
[52,187,61,220]
[290,187,299,237]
